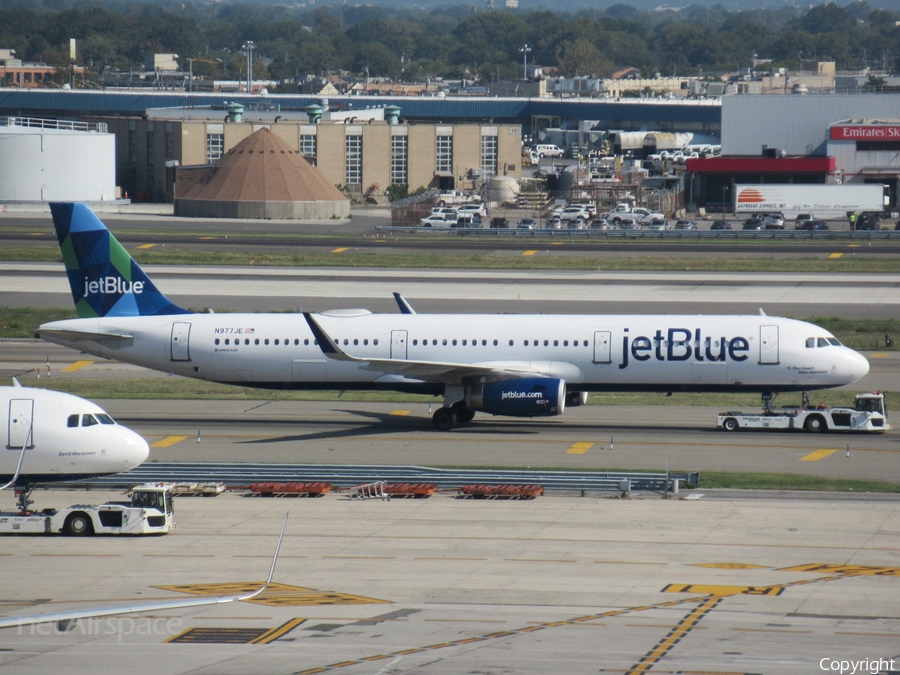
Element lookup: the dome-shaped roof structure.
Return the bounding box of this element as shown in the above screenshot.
[175,127,349,219]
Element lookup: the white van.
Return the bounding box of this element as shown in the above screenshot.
[531,144,564,158]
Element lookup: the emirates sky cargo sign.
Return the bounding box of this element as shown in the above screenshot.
[734,184,885,216]
[831,125,900,140]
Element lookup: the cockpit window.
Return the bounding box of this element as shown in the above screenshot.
[67,414,79,428]
[81,414,98,427]
[827,338,842,346]
[806,338,815,348]
[817,338,829,347]
[95,413,116,425]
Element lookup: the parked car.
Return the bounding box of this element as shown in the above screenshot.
[545,216,563,230]
[589,218,611,230]
[643,217,669,230]
[674,219,698,230]
[567,218,587,230]
[457,203,487,218]
[617,217,639,230]
[455,215,482,228]
[549,205,566,218]
[569,201,598,217]
[797,220,829,231]
[517,218,536,229]
[431,207,458,217]
[531,144,564,158]
[561,206,591,221]
[763,213,785,229]
[742,218,764,230]
[420,214,456,228]
[490,217,509,229]
[710,220,731,230]
[855,212,882,230]
[794,213,813,227]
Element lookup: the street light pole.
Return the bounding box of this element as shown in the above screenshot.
[519,44,531,81]
[241,41,255,93]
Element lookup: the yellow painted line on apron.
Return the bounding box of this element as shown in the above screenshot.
[137,243,157,249]
[566,442,593,454]
[389,410,411,416]
[331,247,349,253]
[200,236,215,240]
[800,448,837,461]
[828,252,843,259]
[522,250,538,256]
[151,435,190,448]
[870,352,888,358]
[848,244,860,247]
[551,241,563,245]
[60,360,94,372]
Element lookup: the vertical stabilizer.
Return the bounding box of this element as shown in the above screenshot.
[49,203,188,318]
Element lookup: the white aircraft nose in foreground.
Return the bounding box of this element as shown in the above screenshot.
[1,382,149,510]
[36,203,870,430]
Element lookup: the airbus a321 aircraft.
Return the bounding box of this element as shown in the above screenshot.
[1,380,149,510]
[36,203,869,430]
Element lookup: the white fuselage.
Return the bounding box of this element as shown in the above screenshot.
[38,313,869,394]
[0,387,149,483]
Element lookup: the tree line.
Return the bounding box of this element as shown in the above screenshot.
[0,1,897,86]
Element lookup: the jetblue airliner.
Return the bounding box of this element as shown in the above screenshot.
[1,380,149,510]
[36,203,869,429]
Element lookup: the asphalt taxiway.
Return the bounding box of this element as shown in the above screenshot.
[1,490,898,675]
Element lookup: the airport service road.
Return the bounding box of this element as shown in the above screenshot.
[1,263,898,318]
[86,399,894,484]
[2,490,899,675]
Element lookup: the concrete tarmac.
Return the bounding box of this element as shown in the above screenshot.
[1,490,899,675]
[1,263,898,318]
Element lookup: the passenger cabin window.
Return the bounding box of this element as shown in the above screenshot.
[81,414,98,427]
[67,414,79,428]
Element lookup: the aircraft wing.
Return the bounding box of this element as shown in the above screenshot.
[303,313,539,385]
[0,514,287,629]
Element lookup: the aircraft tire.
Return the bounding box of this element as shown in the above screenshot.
[433,407,457,430]
[65,512,93,536]
[453,405,475,423]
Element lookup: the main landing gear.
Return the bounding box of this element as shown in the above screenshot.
[432,401,475,430]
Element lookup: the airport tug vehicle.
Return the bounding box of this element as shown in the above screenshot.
[718,392,889,433]
[0,484,175,535]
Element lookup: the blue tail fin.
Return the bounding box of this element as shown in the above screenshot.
[50,203,188,318]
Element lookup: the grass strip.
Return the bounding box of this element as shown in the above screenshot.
[3,247,900,273]
[696,471,900,492]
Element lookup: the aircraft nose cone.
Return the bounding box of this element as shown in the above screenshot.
[122,429,150,469]
[847,349,870,382]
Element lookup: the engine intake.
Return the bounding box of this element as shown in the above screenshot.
[466,377,566,417]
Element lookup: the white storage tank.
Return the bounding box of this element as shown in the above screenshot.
[0,117,115,202]
[485,175,519,204]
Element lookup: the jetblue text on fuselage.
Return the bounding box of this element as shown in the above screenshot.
[619,328,749,369]
[83,277,144,297]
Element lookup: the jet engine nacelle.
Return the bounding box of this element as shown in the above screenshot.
[465,377,566,417]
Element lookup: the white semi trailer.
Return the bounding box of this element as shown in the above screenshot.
[734,184,887,219]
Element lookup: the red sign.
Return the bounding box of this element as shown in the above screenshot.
[830,125,900,140]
